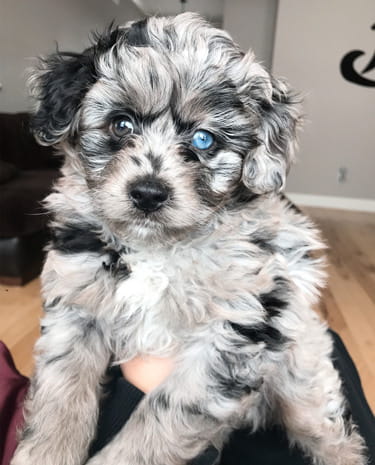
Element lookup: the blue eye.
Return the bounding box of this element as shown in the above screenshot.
[111,116,134,138]
[192,130,214,150]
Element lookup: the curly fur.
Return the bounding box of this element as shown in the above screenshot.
[12,13,367,465]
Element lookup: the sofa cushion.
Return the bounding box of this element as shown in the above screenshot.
[0,161,18,184]
[0,113,61,170]
[0,230,48,284]
[0,170,59,237]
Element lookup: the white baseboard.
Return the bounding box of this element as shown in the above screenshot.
[286,193,375,213]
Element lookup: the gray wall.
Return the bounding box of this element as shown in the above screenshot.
[273,0,375,199]
[0,0,143,112]
[223,0,278,70]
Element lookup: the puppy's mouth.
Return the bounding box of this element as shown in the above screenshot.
[132,207,167,222]
[114,201,174,236]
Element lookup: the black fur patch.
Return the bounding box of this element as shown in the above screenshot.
[179,146,201,163]
[230,322,288,351]
[199,80,245,114]
[169,84,196,135]
[32,51,97,144]
[250,230,275,253]
[125,18,150,47]
[151,392,171,422]
[20,425,34,441]
[81,317,98,338]
[51,224,105,254]
[254,77,301,159]
[148,70,160,90]
[259,276,290,318]
[145,152,163,173]
[156,392,170,410]
[92,24,125,55]
[102,249,131,280]
[32,25,125,145]
[107,136,128,153]
[183,403,204,416]
[171,114,195,136]
[230,186,260,205]
[45,350,72,365]
[216,372,255,398]
[280,194,303,214]
[251,237,274,252]
[130,155,142,166]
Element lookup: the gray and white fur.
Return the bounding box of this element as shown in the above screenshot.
[11,13,367,465]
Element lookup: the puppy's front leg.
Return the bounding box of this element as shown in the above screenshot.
[11,305,111,465]
[275,331,367,465]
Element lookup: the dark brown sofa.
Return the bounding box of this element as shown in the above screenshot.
[0,113,61,285]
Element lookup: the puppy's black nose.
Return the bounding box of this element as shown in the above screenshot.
[129,179,169,212]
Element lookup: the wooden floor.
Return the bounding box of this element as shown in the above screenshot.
[304,207,375,412]
[0,207,374,411]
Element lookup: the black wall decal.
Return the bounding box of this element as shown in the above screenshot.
[340,24,375,87]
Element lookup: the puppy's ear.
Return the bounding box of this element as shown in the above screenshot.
[28,49,97,145]
[233,51,302,194]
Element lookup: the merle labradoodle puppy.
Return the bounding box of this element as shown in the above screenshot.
[11,12,367,465]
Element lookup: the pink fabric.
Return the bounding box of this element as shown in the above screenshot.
[0,342,29,465]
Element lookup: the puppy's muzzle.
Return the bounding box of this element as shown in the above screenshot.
[129,178,170,213]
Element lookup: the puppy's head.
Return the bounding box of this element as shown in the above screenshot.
[30,13,301,245]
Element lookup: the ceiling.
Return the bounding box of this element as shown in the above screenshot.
[132,0,224,23]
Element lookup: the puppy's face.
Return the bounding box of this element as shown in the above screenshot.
[30,14,300,245]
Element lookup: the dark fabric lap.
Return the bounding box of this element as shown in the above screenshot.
[0,342,29,465]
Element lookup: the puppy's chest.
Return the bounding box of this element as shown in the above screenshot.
[105,241,264,357]
[112,245,242,317]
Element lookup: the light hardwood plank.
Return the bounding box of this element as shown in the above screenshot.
[305,207,375,412]
[0,279,42,375]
